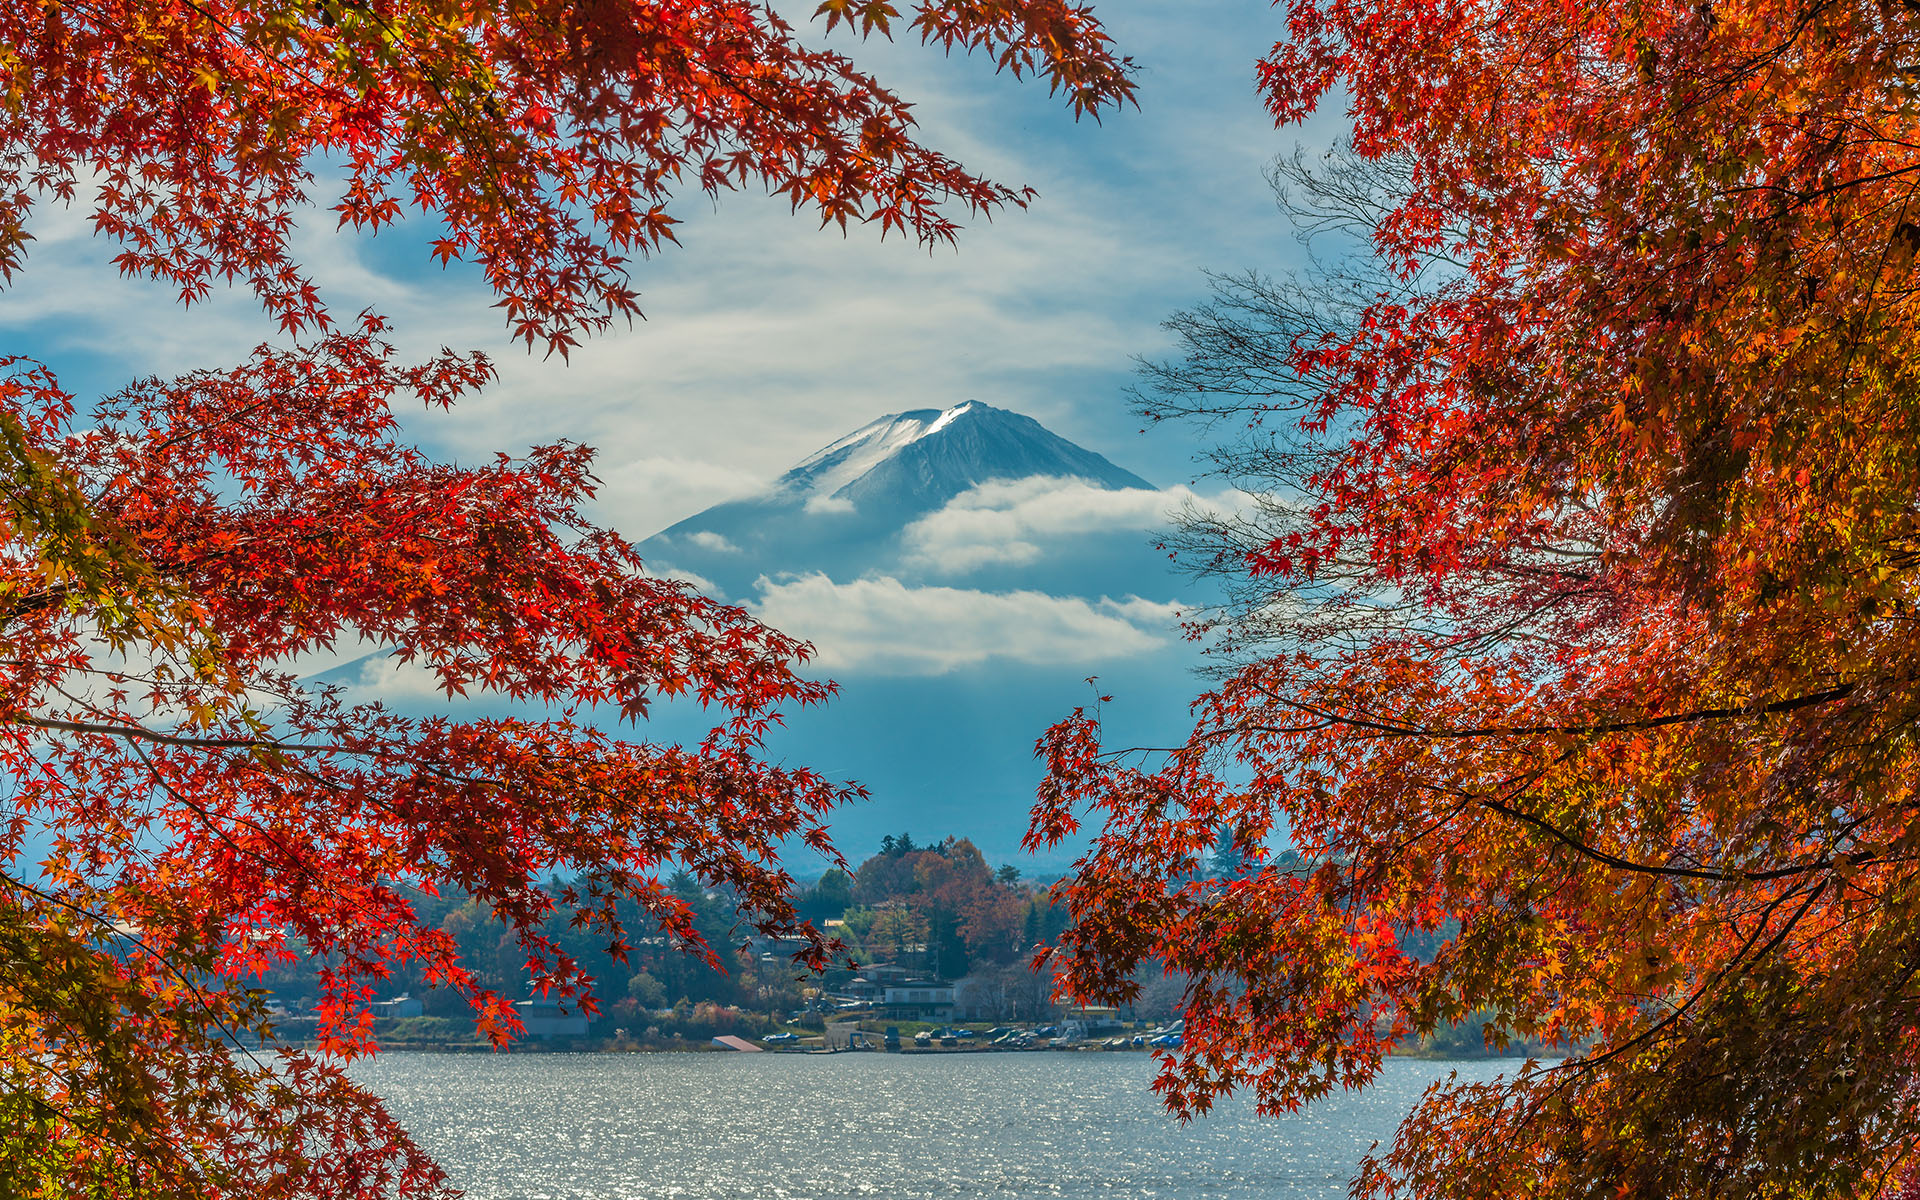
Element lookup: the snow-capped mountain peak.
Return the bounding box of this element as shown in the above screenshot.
[769,400,1147,511]
[780,405,958,500]
[643,400,1155,595]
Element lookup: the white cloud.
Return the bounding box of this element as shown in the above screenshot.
[748,573,1183,676]
[1094,595,1190,627]
[903,477,1204,574]
[593,455,767,537]
[647,565,722,597]
[686,531,740,553]
[346,651,466,703]
[804,494,856,515]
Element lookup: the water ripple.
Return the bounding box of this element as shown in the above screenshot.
[354,1052,1507,1200]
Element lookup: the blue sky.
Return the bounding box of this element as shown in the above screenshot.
[6,1,1342,869]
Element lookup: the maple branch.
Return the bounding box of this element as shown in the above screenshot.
[1260,683,1856,742]
[0,585,74,627]
[1474,793,1878,884]
[6,713,311,752]
[1546,880,1827,1082]
[125,737,330,900]
[1725,161,1920,211]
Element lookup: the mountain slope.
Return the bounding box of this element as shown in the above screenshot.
[642,401,1160,597]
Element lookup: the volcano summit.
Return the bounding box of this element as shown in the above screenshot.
[642,401,1166,600]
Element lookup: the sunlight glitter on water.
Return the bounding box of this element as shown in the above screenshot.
[354,1051,1509,1200]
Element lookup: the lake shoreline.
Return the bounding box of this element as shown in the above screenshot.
[321,1037,1549,1061]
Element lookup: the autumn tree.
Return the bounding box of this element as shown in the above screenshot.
[1032,2,1920,1197]
[847,835,1024,973]
[0,0,1133,1193]
[917,837,1025,966]
[797,867,855,923]
[865,901,930,961]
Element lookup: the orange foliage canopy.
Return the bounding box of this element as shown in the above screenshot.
[1033,1,1920,1196]
[0,0,1132,1194]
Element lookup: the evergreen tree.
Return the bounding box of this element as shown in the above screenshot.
[1207,828,1245,880]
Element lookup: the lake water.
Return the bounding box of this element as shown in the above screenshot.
[356,1052,1509,1199]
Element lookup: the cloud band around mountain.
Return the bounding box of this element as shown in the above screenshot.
[749,573,1184,676]
[901,476,1205,574]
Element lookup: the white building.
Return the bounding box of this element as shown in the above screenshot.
[1060,1005,1126,1042]
[883,982,956,1019]
[372,994,424,1019]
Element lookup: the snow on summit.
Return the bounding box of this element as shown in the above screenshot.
[779,406,960,501]
[924,400,975,435]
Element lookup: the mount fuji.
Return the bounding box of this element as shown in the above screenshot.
[641,401,1173,603]
[767,401,1150,509]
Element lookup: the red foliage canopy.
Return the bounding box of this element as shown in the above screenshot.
[0,0,1133,1193]
[3,0,1132,352]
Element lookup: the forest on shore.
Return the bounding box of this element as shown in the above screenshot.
[260,833,1081,1043]
[257,830,1534,1057]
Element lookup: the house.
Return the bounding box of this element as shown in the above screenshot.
[882,981,956,1020]
[1060,1004,1127,1041]
[748,933,815,956]
[842,962,918,1003]
[514,1000,589,1039]
[372,994,424,1019]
